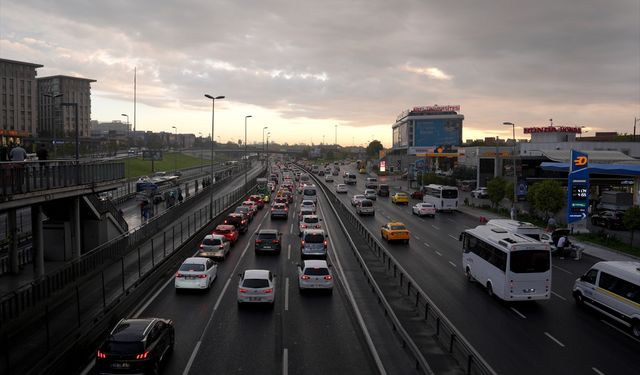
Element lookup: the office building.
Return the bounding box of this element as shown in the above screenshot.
[0,58,43,144]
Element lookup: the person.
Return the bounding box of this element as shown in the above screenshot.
[547,217,557,232]
[36,144,48,166]
[557,235,570,258]
[9,143,27,161]
[0,144,8,161]
[510,206,516,220]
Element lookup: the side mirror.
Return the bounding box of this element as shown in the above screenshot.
[459,233,464,241]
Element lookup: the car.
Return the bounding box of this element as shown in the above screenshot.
[213,224,239,245]
[344,173,357,185]
[380,222,410,243]
[237,269,275,307]
[412,202,436,217]
[358,168,366,174]
[255,229,282,254]
[175,257,218,290]
[325,174,334,182]
[335,183,348,194]
[298,205,316,221]
[332,169,339,176]
[342,171,350,178]
[391,192,409,205]
[299,214,322,235]
[198,234,231,259]
[377,184,390,197]
[356,199,375,216]
[318,170,325,176]
[95,318,175,374]
[300,199,317,213]
[223,213,249,233]
[410,190,424,199]
[235,206,254,221]
[270,203,289,219]
[300,229,328,259]
[364,189,377,200]
[298,260,333,293]
[351,194,366,206]
[471,187,489,199]
[364,177,378,189]
[242,200,259,215]
[273,196,289,206]
[591,210,625,229]
[249,194,265,209]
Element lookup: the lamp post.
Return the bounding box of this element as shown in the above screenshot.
[244,115,252,190]
[335,124,338,145]
[171,126,177,173]
[43,92,63,158]
[502,122,517,219]
[262,126,268,162]
[121,113,130,133]
[267,132,271,168]
[204,94,224,219]
[60,101,79,162]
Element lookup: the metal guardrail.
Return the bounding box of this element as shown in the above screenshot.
[303,165,497,375]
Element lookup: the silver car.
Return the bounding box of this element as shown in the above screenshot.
[197,234,230,259]
[364,189,377,200]
[298,259,333,293]
[300,229,328,259]
[299,214,322,235]
[351,194,366,206]
[237,269,275,307]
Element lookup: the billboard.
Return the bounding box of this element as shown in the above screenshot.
[414,119,462,147]
[393,122,409,148]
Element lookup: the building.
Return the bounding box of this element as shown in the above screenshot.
[0,58,44,145]
[37,75,96,138]
[90,120,129,138]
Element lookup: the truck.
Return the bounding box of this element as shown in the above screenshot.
[597,191,633,212]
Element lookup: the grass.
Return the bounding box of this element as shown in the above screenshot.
[573,232,640,258]
[124,152,210,179]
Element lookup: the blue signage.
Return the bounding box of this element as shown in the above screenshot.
[567,150,589,224]
[414,119,462,147]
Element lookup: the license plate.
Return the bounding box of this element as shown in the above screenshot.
[186,276,196,280]
[111,362,130,369]
[263,246,271,249]
[249,297,262,301]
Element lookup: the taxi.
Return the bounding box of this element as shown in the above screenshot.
[391,192,410,205]
[358,168,366,174]
[380,222,410,243]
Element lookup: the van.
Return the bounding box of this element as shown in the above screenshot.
[573,261,640,337]
[344,173,357,185]
[356,199,375,216]
[300,229,328,259]
[365,177,378,189]
[302,185,318,203]
[486,219,544,241]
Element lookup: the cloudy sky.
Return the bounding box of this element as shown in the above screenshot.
[2,0,639,147]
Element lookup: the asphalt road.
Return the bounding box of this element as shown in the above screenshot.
[313,163,640,375]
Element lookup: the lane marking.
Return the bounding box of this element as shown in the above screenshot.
[290,223,293,234]
[592,368,605,375]
[414,235,421,240]
[423,242,431,247]
[182,341,202,375]
[283,348,289,375]
[448,234,458,240]
[284,277,290,311]
[551,291,567,301]
[287,244,291,260]
[213,278,232,311]
[600,320,640,343]
[435,250,442,256]
[553,265,573,275]
[448,261,456,268]
[432,225,440,230]
[510,307,527,319]
[544,332,565,347]
[446,218,456,223]
[133,272,177,318]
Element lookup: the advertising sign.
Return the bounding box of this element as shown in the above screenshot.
[524,126,582,134]
[142,150,163,161]
[567,150,589,224]
[379,160,386,172]
[414,119,462,147]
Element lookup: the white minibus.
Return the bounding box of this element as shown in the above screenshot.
[302,185,318,203]
[423,184,458,211]
[486,219,545,241]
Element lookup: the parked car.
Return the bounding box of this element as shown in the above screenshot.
[255,229,282,254]
[380,222,410,243]
[223,213,249,233]
[237,269,276,307]
[95,318,174,374]
[391,192,409,205]
[297,259,333,293]
[412,202,436,217]
[213,224,239,245]
[591,210,625,229]
[377,184,390,197]
[175,257,218,290]
[471,187,489,199]
[356,199,375,216]
[198,234,230,259]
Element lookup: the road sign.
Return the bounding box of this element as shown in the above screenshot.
[51,140,64,144]
[567,149,589,224]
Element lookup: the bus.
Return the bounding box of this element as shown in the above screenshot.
[460,225,551,301]
[486,219,545,241]
[422,184,458,211]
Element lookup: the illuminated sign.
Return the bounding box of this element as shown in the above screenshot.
[523,126,582,134]
[396,105,461,121]
[379,160,386,172]
[574,155,588,167]
[567,150,589,224]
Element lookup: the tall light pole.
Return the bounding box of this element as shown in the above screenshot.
[171,126,177,173]
[262,126,268,158]
[204,94,224,219]
[121,113,130,133]
[244,115,252,190]
[267,132,271,168]
[43,92,63,158]
[503,122,517,219]
[335,124,338,145]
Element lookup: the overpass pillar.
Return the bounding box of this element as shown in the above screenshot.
[8,208,19,274]
[71,197,81,259]
[31,204,45,278]
[635,176,640,207]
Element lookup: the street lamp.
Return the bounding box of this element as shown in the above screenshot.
[262,126,268,153]
[266,132,271,170]
[121,113,130,133]
[204,94,225,219]
[244,115,252,190]
[335,124,338,145]
[43,92,63,158]
[171,126,178,173]
[502,122,517,219]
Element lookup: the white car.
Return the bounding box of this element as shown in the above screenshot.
[298,259,333,292]
[364,189,377,200]
[412,202,436,217]
[175,257,217,290]
[335,184,348,194]
[198,234,231,259]
[298,205,316,221]
[300,199,317,213]
[237,269,275,307]
[472,187,489,199]
[299,214,322,235]
[325,174,334,182]
[351,194,366,206]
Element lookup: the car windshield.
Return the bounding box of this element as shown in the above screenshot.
[258,232,277,240]
[390,225,406,230]
[179,263,205,272]
[203,238,222,246]
[103,341,144,354]
[304,267,330,276]
[510,250,550,273]
[380,185,389,190]
[303,189,316,195]
[305,234,325,243]
[242,279,270,288]
[361,200,373,207]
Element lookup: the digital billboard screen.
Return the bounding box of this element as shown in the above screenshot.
[414,119,462,147]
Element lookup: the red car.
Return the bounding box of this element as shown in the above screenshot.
[213,224,239,244]
[410,191,424,199]
[249,194,265,209]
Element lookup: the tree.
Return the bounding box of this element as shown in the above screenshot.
[527,180,564,220]
[366,140,383,159]
[622,206,640,246]
[505,180,515,204]
[487,177,507,208]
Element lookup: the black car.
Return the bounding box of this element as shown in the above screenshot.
[224,213,249,233]
[95,318,174,374]
[255,229,282,253]
[377,184,390,197]
[591,210,625,229]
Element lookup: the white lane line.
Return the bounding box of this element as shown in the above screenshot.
[284,277,290,311]
[448,261,456,268]
[553,265,573,275]
[287,244,291,260]
[423,242,431,247]
[414,235,421,240]
[213,278,232,311]
[182,341,202,375]
[435,250,442,256]
[133,273,177,318]
[79,360,95,375]
[551,291,567,301]
[448,234,458,240]
[592,368,605,375]
[283,348,289,375]
[290,223,293,234]
[432,225,440,230]
[544,332,566,347]
[510,307,527,319]
[446,218,456,223]
[600,320,640,343]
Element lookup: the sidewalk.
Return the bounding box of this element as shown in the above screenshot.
[457,205,640,263]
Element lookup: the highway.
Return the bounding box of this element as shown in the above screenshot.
[313,164,640,375]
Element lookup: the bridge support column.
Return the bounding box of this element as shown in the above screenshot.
[185,182,190,198]
[31,204,45,278]
[8,208,19,275]
[634,176,640,207]
[71,197,81,259]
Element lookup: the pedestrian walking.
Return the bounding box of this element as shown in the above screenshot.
[36,144,48,167]
[9,143,27,161]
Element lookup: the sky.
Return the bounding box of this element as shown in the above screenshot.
[1,0,639,148]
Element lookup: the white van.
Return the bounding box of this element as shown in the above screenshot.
[573,261,640,337]
[302,185,318,203]
[486,219,544,241]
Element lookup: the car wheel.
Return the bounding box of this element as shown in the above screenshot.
[465,267,473,282]
[486,283,494,297]
[573,291,584,306]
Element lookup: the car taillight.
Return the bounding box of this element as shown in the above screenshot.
[197,274,207,278]
[239,288,248,293]
[97,350,107,359]
[301,275,311,280]
[256,240,263,244]
[199,244,204,249]
[264,288,273,293]
[224,220,228,224]
[219,244,225,249]
[301,240,305,246]
[135,352,149,360]
[324,240,328,247]
[273,240,280,244]
[176,272,184,278]
[301,224,307,228]
[324,275,333,280]
[241,220,247,224]
[284,208,288,212]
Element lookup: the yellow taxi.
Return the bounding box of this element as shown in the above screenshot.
[380,222,410,243]
[391,192,409,205]
[359,168,366,174]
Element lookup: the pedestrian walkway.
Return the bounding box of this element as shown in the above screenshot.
[456,205,640,263]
